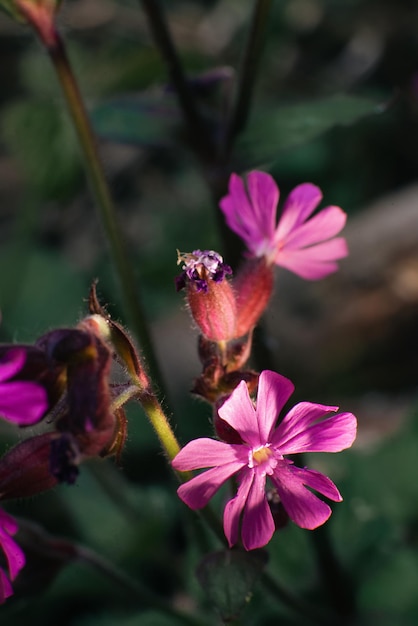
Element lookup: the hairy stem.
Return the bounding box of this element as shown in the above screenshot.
[41,30,166,395]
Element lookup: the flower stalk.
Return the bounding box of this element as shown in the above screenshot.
[33,29,166,396]
[224,0,273,154]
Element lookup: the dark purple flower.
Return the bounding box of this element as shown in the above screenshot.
[176,250,232,293]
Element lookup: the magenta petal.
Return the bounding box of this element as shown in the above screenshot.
[241,471,275,550]
[0,510,25,582]
[0,530,25,580]
[172,438,245,471]
[247,171,278,241]
[271,461,333,529]
[219,174,258,249]
[0,381,48,425]
[0,349,26,383]
[275,183,322,241]
[218,380,261,446]
[291,466,342,502]
[0,569,13,604]
[276,411,357,455]
[0,510,18,536]
[177,462,244,509]
[275,238,348,279]
[223,469,254,548]
[273,402,340,446]
[255,370,294,442]
[283,206,347,249]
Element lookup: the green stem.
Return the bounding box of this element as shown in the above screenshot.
[224,0,272,155]
[43,31,165,395]
[138,391,226,545]
[140,392,182,463]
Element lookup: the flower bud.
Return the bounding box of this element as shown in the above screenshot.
[2,0,59,48]
[234,258,274,337]
[176,250,237,342]
[0,434,59,500]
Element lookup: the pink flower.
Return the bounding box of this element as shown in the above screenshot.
[0,508,25,603]
[0,348,48,426]
[172,370,357,550]
[219,171,348,280]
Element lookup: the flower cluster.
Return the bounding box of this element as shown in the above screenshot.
[172,171,356,550]
[176,171,349,403]
[0,299,140,601]
[0,169,356,603]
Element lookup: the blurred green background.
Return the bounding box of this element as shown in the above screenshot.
[1,0,418,624]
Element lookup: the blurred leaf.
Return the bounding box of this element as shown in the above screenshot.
[196,548,268,621]
[75,610,184,626]
[0,245,87,340]
[237,94,386,166]
[91,93,182,147]
[2,100,82,200]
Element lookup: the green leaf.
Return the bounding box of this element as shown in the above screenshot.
[196,548,268,621]
[237,94,385,166]
[91,93,182,148]
[74,611,182,626]
[2,99,82,200]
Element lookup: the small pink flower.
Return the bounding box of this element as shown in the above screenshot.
[0,508,25,603]
[172,370,357,550]
[219,171,348,280]
[0,348,48,426]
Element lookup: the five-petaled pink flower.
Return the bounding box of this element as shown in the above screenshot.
[0,348,48,426]
[0,508,25,603]
[219,171,348,280]
[172,370,357,550]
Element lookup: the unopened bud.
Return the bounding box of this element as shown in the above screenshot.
[176,250,237,342]
[234,258,274,337]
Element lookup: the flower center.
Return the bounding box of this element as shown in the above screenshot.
[248,444,278,475]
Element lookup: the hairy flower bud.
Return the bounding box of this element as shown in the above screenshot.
[176,250,237,342]
[234,258,274,337]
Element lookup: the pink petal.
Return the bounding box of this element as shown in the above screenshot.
[283,206,347,249]
[276,411,357,455]
[223,469,254,548]
[0,509,18,535]
[0,349,26,383]
[241,471,275,550]
[0,511,25,581]
[218,380,261,447]
[255,370,294,442]
[0,569,13,603]
[177,462,245,509]
[246,171,279,241]
[219,174,260,248]
[273,402,340,445]
[275,183,322,241]
[0,529,25,580]
[291,466,342,502]
[271,460,334,529]
[275,237,348,280]
[172,438,246,471]
[0,380,48,425]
